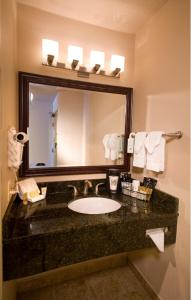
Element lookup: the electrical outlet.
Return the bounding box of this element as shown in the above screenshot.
[8,180,17,198]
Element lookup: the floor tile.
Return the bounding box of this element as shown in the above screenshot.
[17,265,154,300]
[54,278,95,300]
[17,285,53,300]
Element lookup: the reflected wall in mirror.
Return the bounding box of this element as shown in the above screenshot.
[29,84,126,168]
[19,72,132,176]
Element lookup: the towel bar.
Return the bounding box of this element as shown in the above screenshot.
[130,131,183,139]
[162,131,183,138]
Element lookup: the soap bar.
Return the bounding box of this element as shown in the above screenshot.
[28,194,45,203]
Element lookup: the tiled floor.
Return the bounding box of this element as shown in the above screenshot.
[17,265,154,300]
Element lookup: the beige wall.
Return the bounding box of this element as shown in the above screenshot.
[128,0,190,299]
[1,0,18,299]
[17,4,135,88]
[88,92,125,165]
[1,0,18,216]
[56,90,84,166]
[29,95,52,167]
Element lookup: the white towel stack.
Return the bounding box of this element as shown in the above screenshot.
[102,134,124,161]
[132,131,166,173]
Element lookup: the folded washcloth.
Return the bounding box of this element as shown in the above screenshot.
[102,134,111,159]
[145,131,165,172]
[109,133,119,161]
[133,132,147,168]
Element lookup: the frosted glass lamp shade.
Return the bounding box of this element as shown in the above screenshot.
[68,45,83,64]
[42,39,59,65]
[90,50,105,69]
[110,55,125,72]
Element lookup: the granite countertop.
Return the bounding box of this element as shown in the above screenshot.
[3,189,178,240]
[3,180,179,280]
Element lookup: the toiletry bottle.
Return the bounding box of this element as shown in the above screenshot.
[120,172,132,190]
[143,177,157,189]
[107,169,120,194]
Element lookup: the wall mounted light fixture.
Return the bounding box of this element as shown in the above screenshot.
[68,45,83,69]
[111,55,125,77]
[42,39,59,66]
[90,50,105,73]
[42,39,125,79]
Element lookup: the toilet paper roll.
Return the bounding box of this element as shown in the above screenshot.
[146,228,165,252]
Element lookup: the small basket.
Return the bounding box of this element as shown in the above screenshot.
[122,187,152,201]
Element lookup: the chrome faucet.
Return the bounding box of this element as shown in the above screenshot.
[83,180,92,195]
[67,185,78,197]
[95,182,105,195]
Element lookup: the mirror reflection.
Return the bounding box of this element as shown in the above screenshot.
[29,83,126,168]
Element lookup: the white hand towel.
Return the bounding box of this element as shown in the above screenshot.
[109,133,119,161]
[145,131,165,172]
[102,134,111,159]
[133,132,147,168]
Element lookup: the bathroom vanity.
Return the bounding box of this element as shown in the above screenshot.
[3,179,178,281]
[2,74,178,281]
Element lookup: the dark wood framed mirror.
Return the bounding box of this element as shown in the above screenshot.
[19,72,133,177]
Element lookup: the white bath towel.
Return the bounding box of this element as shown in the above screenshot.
[133,132,147,168]
[109,133,119,161]
[145,131,165,172]
[102,134,111,159]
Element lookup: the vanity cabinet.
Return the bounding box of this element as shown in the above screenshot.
[3,182,178,280]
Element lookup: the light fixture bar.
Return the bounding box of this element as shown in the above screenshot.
[42,62,121,79]
[57,62,66,68]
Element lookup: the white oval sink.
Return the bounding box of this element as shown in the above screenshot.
[68,197,121,214]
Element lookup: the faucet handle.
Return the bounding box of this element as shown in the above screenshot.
[95,182,105,195]
[67,185,78,197]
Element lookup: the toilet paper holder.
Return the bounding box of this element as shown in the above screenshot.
[146,227,168,236]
